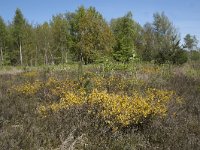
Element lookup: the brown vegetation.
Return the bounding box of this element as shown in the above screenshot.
[0,62,200,149]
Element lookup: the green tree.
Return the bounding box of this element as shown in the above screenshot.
[132,23,145,60]
[0,16,8,66]
[23,23,36,66]
[70,6,114,64]
[189,50,200,61]
[111,12,136,63]
[12,8,26,65]
[183,34,198,50]
[142,12,186,64]
[50,14,72,64]
[153,12,179,63]
[35,22,53,65]
[142,23,156,61]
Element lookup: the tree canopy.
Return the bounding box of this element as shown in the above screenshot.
[0,16,8,65]
[111,12,137,62]
[184,34,198,50]
[69,6,115,64]
[0,7,198,66]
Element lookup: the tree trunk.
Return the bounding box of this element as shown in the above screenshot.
[50,53,54,65]
[65,50,68,64]
[0,47,3,66]
[61,47,64,64]
[35,46,38,66]
[19,41,23,65]
[30,56,33,66]
[49,50,54,65]
[44,48,48,65]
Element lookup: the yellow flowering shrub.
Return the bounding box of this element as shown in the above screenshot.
[91,76,105,90]
[13,80,42,95]
[13,73,181,130]
[87,88,174,127]
[38,87,177,129]
[90,75,145,93]
[48,78,80,97]
[13,77,79,97]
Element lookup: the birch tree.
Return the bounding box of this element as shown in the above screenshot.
[70,6,115,64]
[0,16,8,66]
[12,8,26,65]
[50,14,72,64]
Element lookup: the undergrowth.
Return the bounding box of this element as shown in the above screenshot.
[0,62,199,149]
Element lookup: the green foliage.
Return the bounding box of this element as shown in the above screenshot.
[141,23,155,61]
[0,7,198,66]
[141,12,185,64]
[0,16,8,66]
[189,50,200,61]
[183,34,198,50]
[35,22,53,65]
[0,17,7,47]
[1,52,10,65]
[69,6,115,64]
[111,12,137,62]
[11,8,27,65]
[22,23,37,66]
[50,14,72,64]
[12,8,26,43]
[171,49,188,64]
[153,12,183,64]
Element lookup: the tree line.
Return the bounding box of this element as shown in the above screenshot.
[0,6,199,66]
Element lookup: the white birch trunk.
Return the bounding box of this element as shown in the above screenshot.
[0,47,3,65]
[44,48,48,65]
[19,41,23,65]
[65,51,68,64]
[35,46,38,66]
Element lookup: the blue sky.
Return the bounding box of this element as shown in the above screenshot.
[0,0,200,43]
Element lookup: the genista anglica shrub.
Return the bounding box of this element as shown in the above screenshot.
[13,76,182,130]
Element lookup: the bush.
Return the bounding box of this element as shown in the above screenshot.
[172,49,188,64]
[190,50,200,61]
